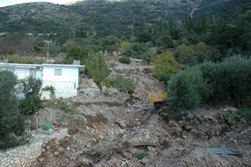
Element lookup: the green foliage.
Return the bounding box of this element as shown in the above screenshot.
[200,56,251,106]
[137,31,152,43]
[85,52,110,88]
[101,35,121,52]
[175,42,212,65]
[65,47,87,64]
[105,75,136,93]
[19,76,43,115]
[0,71,27,149]
[224,108,251,124]
[169,56,251,111]
[119,56,131,64]
[153,51,179,82]
[141,51,154,64]
[8,54,44,64]
[134,152,148,160]
[123,42,148,58]
[44,101,75,114]
[42,85,55,99]
[169,67,209,111]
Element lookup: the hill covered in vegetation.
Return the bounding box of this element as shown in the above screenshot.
[0,0,250,61]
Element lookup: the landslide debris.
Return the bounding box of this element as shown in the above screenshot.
[32,59,251,167]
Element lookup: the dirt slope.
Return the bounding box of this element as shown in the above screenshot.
[32,59,251,167]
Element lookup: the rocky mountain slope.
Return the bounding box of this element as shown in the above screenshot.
[0,2,82,33]
[1,0,247,35]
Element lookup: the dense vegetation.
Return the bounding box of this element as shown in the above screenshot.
[0,71,43,149]
[169,56,251,111]
[0,0,250,61]
[0,71,27,149]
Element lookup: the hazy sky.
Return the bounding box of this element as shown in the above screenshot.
[0,0,79,7]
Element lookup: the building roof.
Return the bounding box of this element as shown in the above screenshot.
[0,63,41,69]
[42,64,84,68]
[0,63,84,68]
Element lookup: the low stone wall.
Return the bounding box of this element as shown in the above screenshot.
[0,128,68,167]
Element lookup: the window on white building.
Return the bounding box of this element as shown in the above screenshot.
[54,69,62,76]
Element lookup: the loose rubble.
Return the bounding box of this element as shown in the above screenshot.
[2,59,250,167]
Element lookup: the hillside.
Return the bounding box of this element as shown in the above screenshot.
[0,2,82,33]
[68,0,195,37]
[0,0,249,36]
[194,0,251,19]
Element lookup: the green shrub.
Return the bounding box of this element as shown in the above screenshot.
[153,51,179,82]
[0,71,27,149]
[123,42,148,58]
[19,76,43,115]
[224,108,251,124]
[175,42,212,65]
[105,75,136,93]
[169,67,209,111]
[85,52,110,90]
[141,51,154,64]
[8,54,44,64]
[42,85,55,99]
[44,101,75,114]
[200,56,251,106]
[134,152,148,160]
[169,56,251,111]
[119,56,131,64]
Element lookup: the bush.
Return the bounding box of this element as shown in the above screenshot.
[169,55,251,111]
[175,42,212,65]
[42,85,55,99]
[200,56,251,106]
[0,71,27,149]
[44,101,75,114]
[153,51,179,82]
[105,75,136,93]
[169,67,209,111]
[85,52,110,89]
[119,56,131,64]
[123,42,148,58]
[19,76,43,115]
[8,54,44,64]
[65,47,87,65]
[224,108,251,124]
[141,51,154,64]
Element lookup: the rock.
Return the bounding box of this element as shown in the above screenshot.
[54,152,59,156]
[183,124,192,130]
[178,121,184,124]
[160,138,169,148]
[204,115,218,123]
[169,120,178,127]
[115,120,127,129]
[135,121,142,126]
[69,158,93,167]
[141,157,149,163]
[86,143,91,148]
[226,118,237,125]
[223,107,238,112]
[81,159,93,166]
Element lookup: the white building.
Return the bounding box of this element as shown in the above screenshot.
[0,63,83,99]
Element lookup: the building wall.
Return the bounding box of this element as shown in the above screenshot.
[13,67,31,79]
[42,66,79,99]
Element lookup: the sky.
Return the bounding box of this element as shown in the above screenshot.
[0,0,78,7]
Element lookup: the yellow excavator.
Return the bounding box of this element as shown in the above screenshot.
[148,90,167,109]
